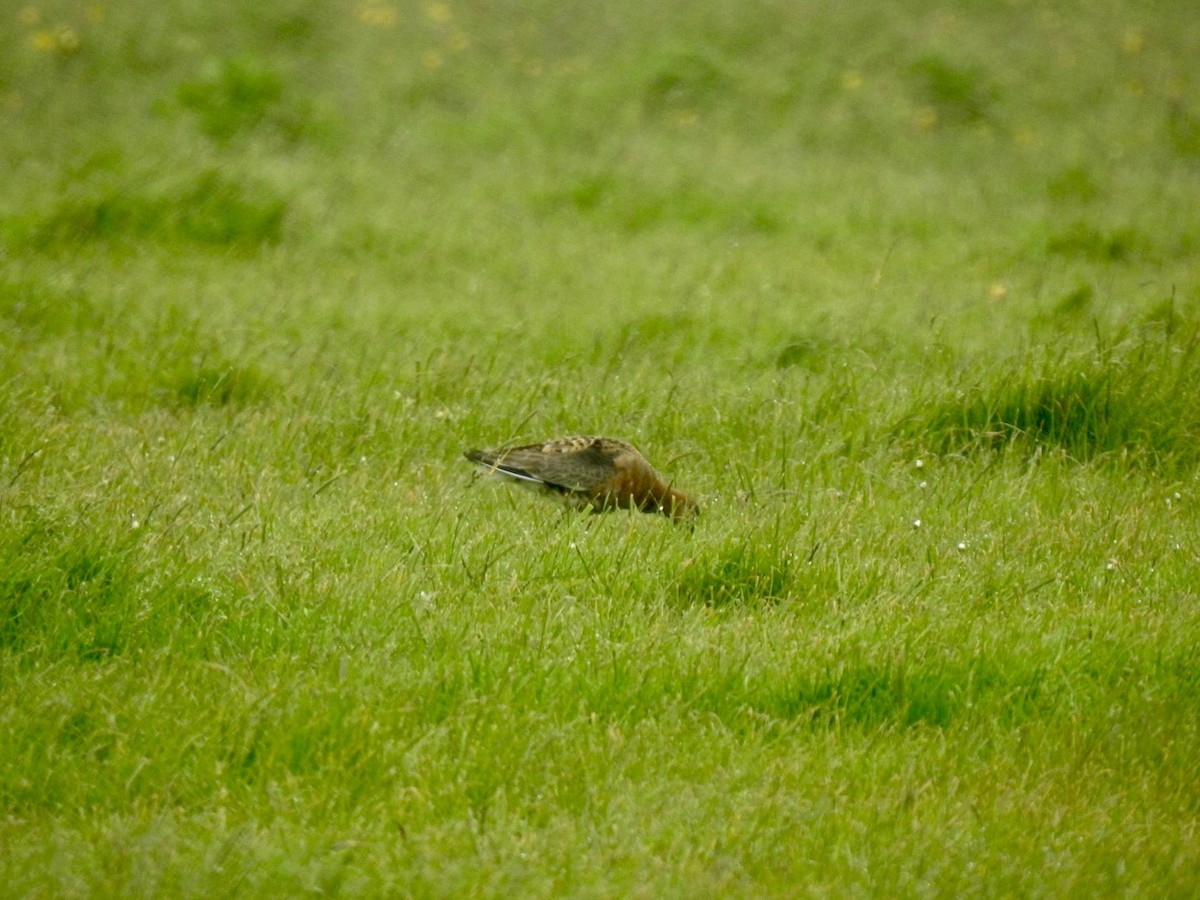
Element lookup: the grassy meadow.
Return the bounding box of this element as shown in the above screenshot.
[3,0,1200,894]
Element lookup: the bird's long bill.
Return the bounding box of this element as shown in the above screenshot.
[663,489,699,522]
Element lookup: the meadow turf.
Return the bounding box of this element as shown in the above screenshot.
[2,0,1200,895]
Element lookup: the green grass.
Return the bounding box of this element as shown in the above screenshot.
[900,319,1200,466]
[2,0,1200,895]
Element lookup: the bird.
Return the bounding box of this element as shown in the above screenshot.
[464,436,699,521]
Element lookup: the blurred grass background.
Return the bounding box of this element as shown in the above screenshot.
[2,0,1199,895]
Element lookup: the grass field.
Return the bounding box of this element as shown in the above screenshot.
[3,0,1200,895]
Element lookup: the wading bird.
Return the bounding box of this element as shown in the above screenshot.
[464,436,699,522]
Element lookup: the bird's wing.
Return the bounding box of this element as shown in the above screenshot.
[464,448,570,487]
[512,443,618,491]
[468,439,625,492]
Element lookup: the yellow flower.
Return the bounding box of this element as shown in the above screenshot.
[18,6,39,26]
[841,70,862,91]
[915,107,938,130]
[424,2,451,23]
[989,282,1008,301]
[422,50,443,70]
[1122,29,1144,55]
[448,31,469,52]
[356,3,397,26]
[31,29,56,52]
